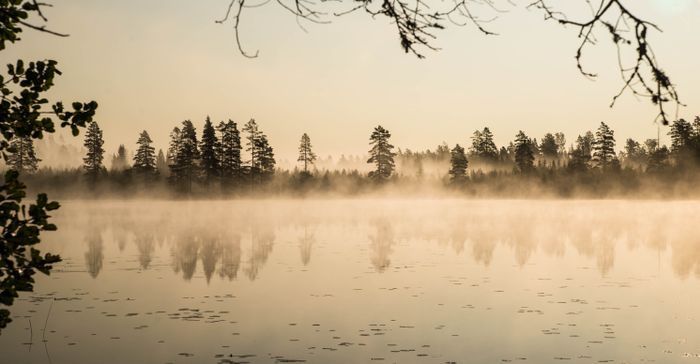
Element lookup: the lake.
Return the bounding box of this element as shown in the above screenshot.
[1,199,699,363]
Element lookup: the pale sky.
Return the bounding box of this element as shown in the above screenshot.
[3,0,699,163]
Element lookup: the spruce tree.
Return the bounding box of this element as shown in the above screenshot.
[199,117,220,185]
[297,133,317,173]
[217,120,242,186]
[242,119,263,180]
[367,125,396,180]
[592,122,616,169]
[176,120,200,192]
[514,131,534,173]
[540,133,558,161]
[83,121,105,182]
[167,127,182,184]
[133,130,157,176]
[668,118,693,165]
[449,144,468,182]
[6,136,40,173]
[257,134,276,181]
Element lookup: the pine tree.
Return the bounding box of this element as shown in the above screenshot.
[242,119,263,180]
[133,130,157,176]
[448,144,468,182]
[592,122,616,169]
[514,131,534,173]
[257,134,276,180]
[217,120,242,186]
[83,121,105,182]
[469,127,498,161]
[669,118,692,154]
[540,133,558,161]
[167,127,181,184]
[623,138,646,168]
[297,133,317,173]
[6,136,40,173]
[199,117,220,185]
[168,121,199,192]
[647,145,670,173]
[110,144,129,171]
[367,125,396,180]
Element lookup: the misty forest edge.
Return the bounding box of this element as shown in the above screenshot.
[5,117,700,199]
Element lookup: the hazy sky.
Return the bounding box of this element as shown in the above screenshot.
[3,0,699,163]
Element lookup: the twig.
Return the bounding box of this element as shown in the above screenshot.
[42,298,54,342]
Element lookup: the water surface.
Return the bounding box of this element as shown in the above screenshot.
[1,199,699,363]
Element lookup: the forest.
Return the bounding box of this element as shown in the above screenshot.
[4,116,700,199]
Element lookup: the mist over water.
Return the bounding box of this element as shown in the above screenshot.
[1,199,700,363]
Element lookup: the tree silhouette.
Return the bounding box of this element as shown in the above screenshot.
[242,119,275,184]
[592,122,616,169]
[367,125,395,181]
[83,121,105,184]
[242,119,262,183]
[133,130,157,177]
[200,117,220,186]
[668,119,693,163]
[217,120,242,187]
[297,133,317,174]
[514,131,534,173]
[6,136,40,173]
[256,133,276,181]
[169,120,200,193]
[540,133,558,162]
[469,127,498,162]
[448,144,468,183]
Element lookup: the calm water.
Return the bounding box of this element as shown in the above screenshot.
[1,199,700,363]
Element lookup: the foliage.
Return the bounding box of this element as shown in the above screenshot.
[448,144,468,183]
[469,127,498,162]
[0,1,99,330]
[592,122,616,169]
[83,121,105,182]
[169,120,199,192]
[6,136,39,173]
[0,171,62,329]
[514,131,534,173]
[297,133,317,173]
[200,117,220,185]
[217,120,242,186]
[133,130,157,176]
[367,125,395,181]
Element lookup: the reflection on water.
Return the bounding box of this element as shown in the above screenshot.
[51,200,700,280]
[2,199,700,363]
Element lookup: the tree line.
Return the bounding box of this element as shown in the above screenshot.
[5,116,700,197]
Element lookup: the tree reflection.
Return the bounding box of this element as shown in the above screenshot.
[298,226,314,266]
[135,231,155,270]
[67,201,700,282]
[171,232,200,281]
[200,233,222,283]
[369,219,394,273]
[218,235,242,281]
[84,227,104,279]
[244,225,275,281]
